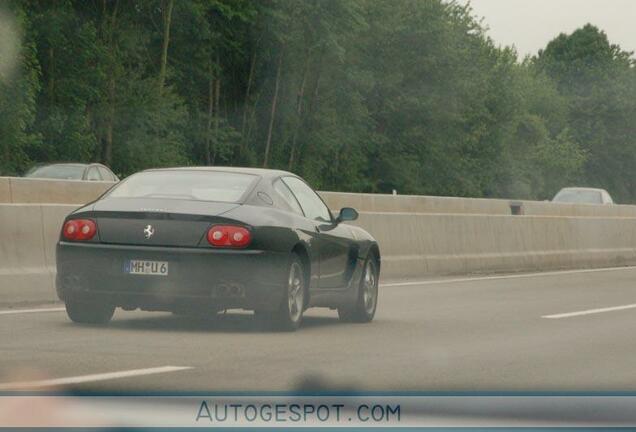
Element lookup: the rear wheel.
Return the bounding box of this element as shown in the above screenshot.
[255,255,305,331]
[65,300,115,325]
[338,255,379,323]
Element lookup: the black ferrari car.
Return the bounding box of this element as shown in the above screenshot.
[56,167,380,330]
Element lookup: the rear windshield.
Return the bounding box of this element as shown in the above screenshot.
[553,189,602,204]
[108,170,257,203]
[25,164,85,180]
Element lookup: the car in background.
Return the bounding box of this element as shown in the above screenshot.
[552,187,614,205]
[56,167,381,331]
[24,163,119,182]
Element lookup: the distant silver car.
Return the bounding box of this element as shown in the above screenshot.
[24,163,119,182]
[552,187,614,205]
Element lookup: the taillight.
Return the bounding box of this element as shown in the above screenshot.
[62,219,97,241]
[207,225,251,248]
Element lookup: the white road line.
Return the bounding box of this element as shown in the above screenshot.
[0,366,193,390]
[542,304,636,319]
[0,307,65,316]
[380,265,636,287]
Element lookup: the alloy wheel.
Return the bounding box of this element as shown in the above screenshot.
[287,261,304,322]
[362,259,378,315]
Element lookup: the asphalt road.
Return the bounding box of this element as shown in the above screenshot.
[2,266,636,392]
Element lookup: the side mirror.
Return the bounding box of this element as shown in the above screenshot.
[336,207,358,223]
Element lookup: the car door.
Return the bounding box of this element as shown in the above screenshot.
[282,176,352,290]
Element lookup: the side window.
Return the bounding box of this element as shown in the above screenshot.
[273,179,303,216]
[282,176,332,222]
[86,167,102,181]
[97,167,113,181]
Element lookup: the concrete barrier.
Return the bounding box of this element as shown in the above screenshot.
[4,178,636,306]
[520,200,636,217]
[353,212,636,279]
[321,191,513,215]
[0,179,10,203]
[321,191,636,218]
[5,176,636,218]
[0,204,78,306]
[0,177,113,204]
[4,201,636,305]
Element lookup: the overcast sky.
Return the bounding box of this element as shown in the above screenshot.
[458,0,636,58]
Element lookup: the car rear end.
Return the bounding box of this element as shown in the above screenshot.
[55,170,288,314]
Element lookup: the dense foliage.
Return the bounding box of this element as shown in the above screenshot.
[1,1,635,201]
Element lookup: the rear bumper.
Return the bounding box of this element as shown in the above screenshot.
[56,242,288,312]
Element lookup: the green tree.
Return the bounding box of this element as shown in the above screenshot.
[535,24,636,202]
[0,2,41,175]
[3,1,635,204]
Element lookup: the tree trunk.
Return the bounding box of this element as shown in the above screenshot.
[205,60,213,165]
[241,50,257,140]
[101,0,119,165]
[103,75,115,164]
[211,54,221,164]
[290,50,324,170]
[158,0,174,94]
[48,47,55,101]
[106,0,119,49]
[263,50,283,168]
[288,51,310,170]
[245,89,262,149]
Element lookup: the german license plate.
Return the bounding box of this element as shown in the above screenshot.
[124,260,168,276]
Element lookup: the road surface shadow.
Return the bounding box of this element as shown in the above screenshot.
[101,311,343,333]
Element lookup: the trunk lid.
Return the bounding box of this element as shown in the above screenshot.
[92,198,239,247]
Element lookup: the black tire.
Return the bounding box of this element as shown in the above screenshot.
[338,254,379,323]
[65,300,115,325]
[254,254,306,332]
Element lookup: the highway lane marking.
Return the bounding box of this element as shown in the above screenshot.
[0,307,65,316]
[0,366,193,390]
[542,303,636,319]
[380,265,636,287]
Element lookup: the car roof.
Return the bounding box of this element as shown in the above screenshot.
[34,162,112,169]
[558,187,608,193]
[37,163,88,167]
[143,166,297,179]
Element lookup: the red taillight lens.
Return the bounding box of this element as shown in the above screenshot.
[207,225,251,248]
[62,219,97,241]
